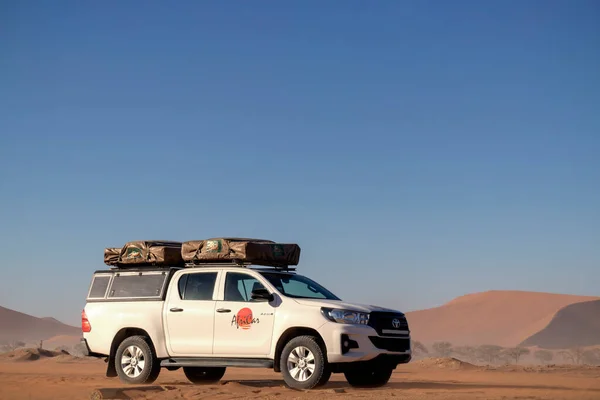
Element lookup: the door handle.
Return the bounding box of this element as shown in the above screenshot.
[170,307,184,312]
[216,308,231,313]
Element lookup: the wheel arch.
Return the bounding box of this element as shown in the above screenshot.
[273,327,327,372]
[106,328,157,377]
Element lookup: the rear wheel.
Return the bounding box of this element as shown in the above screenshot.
[280,335,330,390]
[115,336,161,384]
[183,367,226,384]
[344,365,393,388]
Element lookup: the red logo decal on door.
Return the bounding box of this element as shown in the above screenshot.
[231,307,259,329]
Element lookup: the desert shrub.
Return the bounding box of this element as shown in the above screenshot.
[476,345,504,364]
[534,349,554,363]
[453,346,477,363]
[559,347,585,365]
[432,341,453,358]
[503,347,530,364]
[582,349,600,365]
[411,340,429,357]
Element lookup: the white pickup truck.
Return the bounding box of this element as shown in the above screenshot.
[81,263,411,389]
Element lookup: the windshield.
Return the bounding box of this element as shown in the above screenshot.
[259,272,341,300]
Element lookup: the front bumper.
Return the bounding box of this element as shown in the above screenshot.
[319,321,411,364]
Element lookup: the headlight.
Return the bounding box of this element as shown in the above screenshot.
[321,307,369,325]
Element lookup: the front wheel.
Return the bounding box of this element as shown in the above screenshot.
[280,335,330,390]
[115,335,161,384]
[344,365,393,388]
[183,367,226,384]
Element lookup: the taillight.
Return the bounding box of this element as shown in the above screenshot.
[82,309,92,333]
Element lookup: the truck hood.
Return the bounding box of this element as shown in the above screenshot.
[292,298,404,315]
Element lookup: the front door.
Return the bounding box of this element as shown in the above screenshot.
[212,271,276,356]
[165,270,220,356]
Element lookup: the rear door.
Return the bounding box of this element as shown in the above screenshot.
[212,271,276,356]
[165,270,220,356]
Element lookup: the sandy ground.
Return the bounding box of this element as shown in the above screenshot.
[0,356,599,400]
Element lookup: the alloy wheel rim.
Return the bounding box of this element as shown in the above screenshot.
[287,346,316,382]
[121,345,146,378]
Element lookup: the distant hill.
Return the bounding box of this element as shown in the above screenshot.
[405,290,598,347]
[520,299,600,349]
[0,306,81,345]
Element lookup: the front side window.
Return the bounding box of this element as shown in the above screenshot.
[179,272,217,300]
[259,272,340,300]
[224,272,266,302]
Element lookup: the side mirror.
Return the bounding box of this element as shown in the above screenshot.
[251,288,274,302]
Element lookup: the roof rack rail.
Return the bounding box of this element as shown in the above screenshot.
[108,265,182,271]
[184,260,249,267]
[184,260,296,271]
[108,262,185,269]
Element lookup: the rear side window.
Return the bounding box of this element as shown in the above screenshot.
[108,272,168,299]
[179,272,217,301]
[88,275,111,299]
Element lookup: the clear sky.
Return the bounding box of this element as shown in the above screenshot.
[1,1,598,326]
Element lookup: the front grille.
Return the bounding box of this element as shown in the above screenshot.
[369,337,410,352]
[368,312,409,336]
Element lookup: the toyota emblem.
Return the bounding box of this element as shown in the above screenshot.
[392,318,401,328]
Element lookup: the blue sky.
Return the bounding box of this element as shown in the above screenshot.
[1,1,598,326]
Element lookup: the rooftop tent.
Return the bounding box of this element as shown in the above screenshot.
[103,247,121,265]
[104,240,184,267]
[181,237,301,267]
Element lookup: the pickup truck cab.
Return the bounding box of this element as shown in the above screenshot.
[82,263,411,389]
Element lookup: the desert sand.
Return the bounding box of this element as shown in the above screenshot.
[405,290,599,347]
[0,351,599,400]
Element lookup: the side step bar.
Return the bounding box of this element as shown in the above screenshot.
[161,357,274,369]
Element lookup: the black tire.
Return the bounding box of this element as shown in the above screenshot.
[115,335,161,384]
[315,368,332,387]
[183,367,226,384]
[280,335,329,390]
[344,365,393,388]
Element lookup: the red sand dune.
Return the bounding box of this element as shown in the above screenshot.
[405,290,598,347]
[0,306,80,345]
[520,299,600,349]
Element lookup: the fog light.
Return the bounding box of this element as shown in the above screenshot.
[341,334,359,354]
